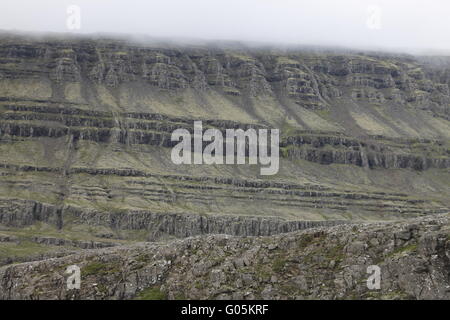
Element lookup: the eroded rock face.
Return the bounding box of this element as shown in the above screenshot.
[0,214,448,300]
[0,36,449,176]
[0,35,449,293]
[0,103,448,170]
[0,199,347,239]
[1,35,450,115]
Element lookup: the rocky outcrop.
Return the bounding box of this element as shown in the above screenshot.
[74,210,348,241]
[31,236,118,249]
[0,234,18,243]
[0,199,348,240]
[0,214,448,300]
[284,145,450,169]
[0,199,62,227]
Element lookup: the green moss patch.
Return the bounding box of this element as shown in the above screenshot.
[135,287,167,300]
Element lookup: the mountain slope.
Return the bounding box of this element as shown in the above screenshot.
[0,33,449,270]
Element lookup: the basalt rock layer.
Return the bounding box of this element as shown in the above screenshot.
[0,34,449,287]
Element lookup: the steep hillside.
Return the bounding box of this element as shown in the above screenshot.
[0,33,449,271]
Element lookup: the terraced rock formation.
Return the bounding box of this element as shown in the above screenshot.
[0,33,448,292]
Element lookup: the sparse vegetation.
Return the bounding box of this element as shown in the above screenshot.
[135,287,167,300]
[272,257,286,272]
[82,261,120,277]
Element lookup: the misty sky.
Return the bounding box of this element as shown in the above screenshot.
[0,0,449,53]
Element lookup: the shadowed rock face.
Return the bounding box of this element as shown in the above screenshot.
[0,214,448,300]
[0,199,347,241]
[0,34,449,295]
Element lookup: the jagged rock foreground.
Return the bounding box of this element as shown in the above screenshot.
[0,214,449,300]
[0,33,449,298]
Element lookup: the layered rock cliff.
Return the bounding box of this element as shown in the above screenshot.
[0,34,449,296]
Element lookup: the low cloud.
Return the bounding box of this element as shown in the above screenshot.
[0,0,449,54]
